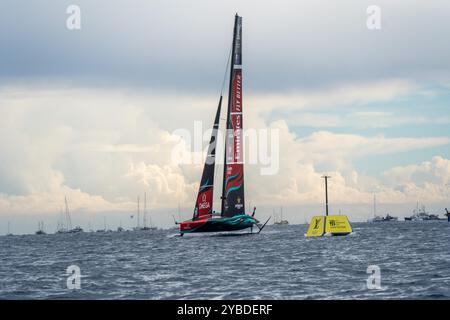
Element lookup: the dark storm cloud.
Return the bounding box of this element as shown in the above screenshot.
[1,0,450,92]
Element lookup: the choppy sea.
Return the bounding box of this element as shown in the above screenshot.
[1,222,449,299]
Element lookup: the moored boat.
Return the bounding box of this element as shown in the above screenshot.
[273,208,289,225]
[405,203,444,221]
[373,213,398,222]
[35,221,46,235]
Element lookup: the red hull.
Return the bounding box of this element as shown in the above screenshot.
[179,218,210,233]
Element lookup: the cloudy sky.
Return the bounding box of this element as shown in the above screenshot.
[1,1,450,233]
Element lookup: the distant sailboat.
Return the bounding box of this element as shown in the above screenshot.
[370,195,398,222]
[56,197,83,233]
[370,194,383,222]
[6,221,13,236]
[56,206,66,233]
[117,220,124,232]
[178,14,270,235]
[141,192,157,231]
[133,195,141,231]
[133,193,157,231]
[35,221,46,235]
[273,207,289,225]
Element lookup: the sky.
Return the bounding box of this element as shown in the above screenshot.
[1,0,450,234]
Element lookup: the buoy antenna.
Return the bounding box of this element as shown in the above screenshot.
[321,175,331,216]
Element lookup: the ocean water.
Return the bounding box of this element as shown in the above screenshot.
[1,222,449,299]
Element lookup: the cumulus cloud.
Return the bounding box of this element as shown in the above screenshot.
[1,84,448,221]
[282,111,450,129]
[383,156,450,189]
[249,79,416,113]
[295,132,449,169]
[0,86,199,214]
[243,119,450,206]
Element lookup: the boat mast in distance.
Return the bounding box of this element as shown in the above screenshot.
[65,196,73,231]
[36,221,46,235]
[144,192,147,228]
[274,206,289,225]
[374,194,376,218]
[137,195,140,230]
[56,197,83,233]
[142,191,157,230]
[6,221,13,236]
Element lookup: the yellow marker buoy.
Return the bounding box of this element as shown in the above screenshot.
[306,216,325,237]
[325,215,352,235]
[306,176,352,237]
[306,215,352,237]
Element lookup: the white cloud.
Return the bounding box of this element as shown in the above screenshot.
[248,79,416,113]
[283,111,450,129]
[0,84,448,222]
[296,132,449,168]
[244,120,449,207]
[383,156,450,188]
[0,185,131,215]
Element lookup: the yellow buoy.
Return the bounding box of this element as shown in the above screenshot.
[306,215,352,237]
[306,176,352,237]
[306,216,326,237]
[326,215,352,235]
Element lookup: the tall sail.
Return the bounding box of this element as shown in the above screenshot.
[222,15,245,217]
[193,96,223,220]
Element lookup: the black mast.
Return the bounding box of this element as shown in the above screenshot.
[221,14,239,216]
[322,175,331,216]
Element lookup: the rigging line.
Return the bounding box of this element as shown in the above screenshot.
[220,44,233,96]
[214,45,232,213]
